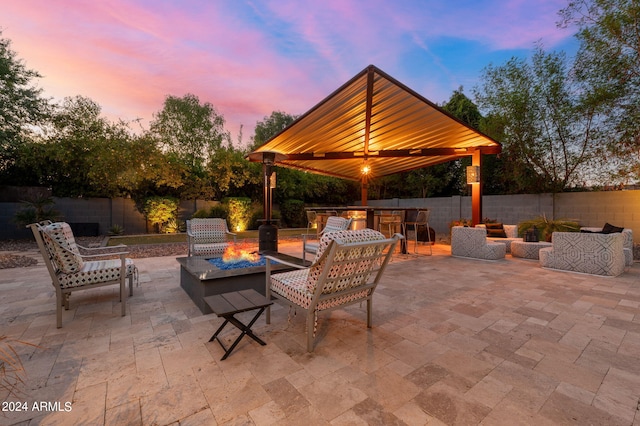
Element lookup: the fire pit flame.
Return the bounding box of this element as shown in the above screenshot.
[222,243,260,263]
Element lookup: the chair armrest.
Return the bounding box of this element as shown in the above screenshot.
[80,251,129,258]
[302,233,318,244]
[264,253,310,270]
[77,244,128,253]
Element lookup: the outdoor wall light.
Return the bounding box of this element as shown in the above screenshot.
[466,165,480,184]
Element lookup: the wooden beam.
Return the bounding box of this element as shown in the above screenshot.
[282,146,500,161]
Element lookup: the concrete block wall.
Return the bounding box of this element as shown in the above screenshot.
[2,190,639,242]
[555,191,640,235]
[371,190,640,243]
[0,202,31,240]
[0,197,220,240]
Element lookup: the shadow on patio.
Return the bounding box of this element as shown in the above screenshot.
[1,241,639,425]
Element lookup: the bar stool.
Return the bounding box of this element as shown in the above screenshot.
[306,210,318,235]
[403,210,432,255]
[378,210,403,238]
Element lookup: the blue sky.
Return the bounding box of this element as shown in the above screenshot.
[2,0,578,143]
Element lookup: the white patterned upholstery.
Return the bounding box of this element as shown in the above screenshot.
[451,226,506,260]
[302,216,352,261]
[266,229,401,352]
[539,232,626,276]
[41,222,84,273]
[186,218,236,257]
[580,227,633,266]
[476,224,520,253]
[28,221,137,328]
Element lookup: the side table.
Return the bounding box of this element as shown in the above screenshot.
[204,289,273,360]
[510,240,552,260]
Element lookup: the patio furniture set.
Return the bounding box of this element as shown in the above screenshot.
[451,222,633,277]
[28,215,633,360]
[306,207,433,255]
[28,221,138,328]
[28,218,401,358]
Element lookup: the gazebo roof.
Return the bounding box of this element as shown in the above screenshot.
[248,64,501,181]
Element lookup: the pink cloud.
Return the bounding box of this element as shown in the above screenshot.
[2,0,575,142]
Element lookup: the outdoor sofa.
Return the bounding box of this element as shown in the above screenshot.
[539,231,626,276]
[476,223,520,253]
[580,225,633,267]
[450,226,506,260]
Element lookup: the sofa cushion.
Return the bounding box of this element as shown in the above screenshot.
[42,222,84,274]
[601,222,624,234]
[485,223,507,238]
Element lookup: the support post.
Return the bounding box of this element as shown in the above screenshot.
[259,152,278,253]
[361,173,368,206]
[471,150,482,226]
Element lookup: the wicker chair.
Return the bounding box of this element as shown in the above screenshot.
[265,229,401,351]
[28,221,137,328]
[302,216,352,261]
[186,218,237,257]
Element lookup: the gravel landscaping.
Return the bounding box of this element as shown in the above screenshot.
[0,237,190,269]
[0,235,297,269]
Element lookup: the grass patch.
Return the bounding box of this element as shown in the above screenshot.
[107,228,305,246]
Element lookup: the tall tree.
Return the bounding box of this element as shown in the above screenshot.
[474,46,604,192]
[31,96,128,197]
[250,110,297,149]
[150,94,227,178]
[0,30,50,178]
[559,0,640,181]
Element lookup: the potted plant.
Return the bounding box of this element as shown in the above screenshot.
[518,214,580,242]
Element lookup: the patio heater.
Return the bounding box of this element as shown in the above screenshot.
[257,151,280,253]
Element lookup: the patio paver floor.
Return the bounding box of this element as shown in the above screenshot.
[1,241,639,425]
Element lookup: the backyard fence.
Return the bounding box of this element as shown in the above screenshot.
[1,190,639,243]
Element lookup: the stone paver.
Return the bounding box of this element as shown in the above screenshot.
[1,241,639,425]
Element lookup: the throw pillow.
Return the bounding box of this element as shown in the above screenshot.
[485,223,507,238]
[601,222,624,234]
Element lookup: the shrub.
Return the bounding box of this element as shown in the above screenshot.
[13,194,62,227]
[143,196,179,233]
[279,199,306,228]
[108,224,124,236]
[209,204,228,219]
[164,218,185,234]
[192,208,210,218]
[226,197,252,232]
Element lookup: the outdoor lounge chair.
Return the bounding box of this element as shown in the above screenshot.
[302,216,352,261]
[450,226,506,260]
[186,218,237,257]
[28,221,137,328]
[265,229,401,352]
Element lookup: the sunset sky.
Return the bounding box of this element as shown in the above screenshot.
[2,0,578,145]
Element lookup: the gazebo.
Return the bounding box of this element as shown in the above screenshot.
[249,65,501,246]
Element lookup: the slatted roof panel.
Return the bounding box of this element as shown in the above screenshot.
[248,65,501,181]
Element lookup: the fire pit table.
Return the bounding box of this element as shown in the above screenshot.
[178,251,306,314]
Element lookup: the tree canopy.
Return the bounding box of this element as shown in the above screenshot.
[474,46,604,192]
[0,30,49,176]
[559,0,640,181]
